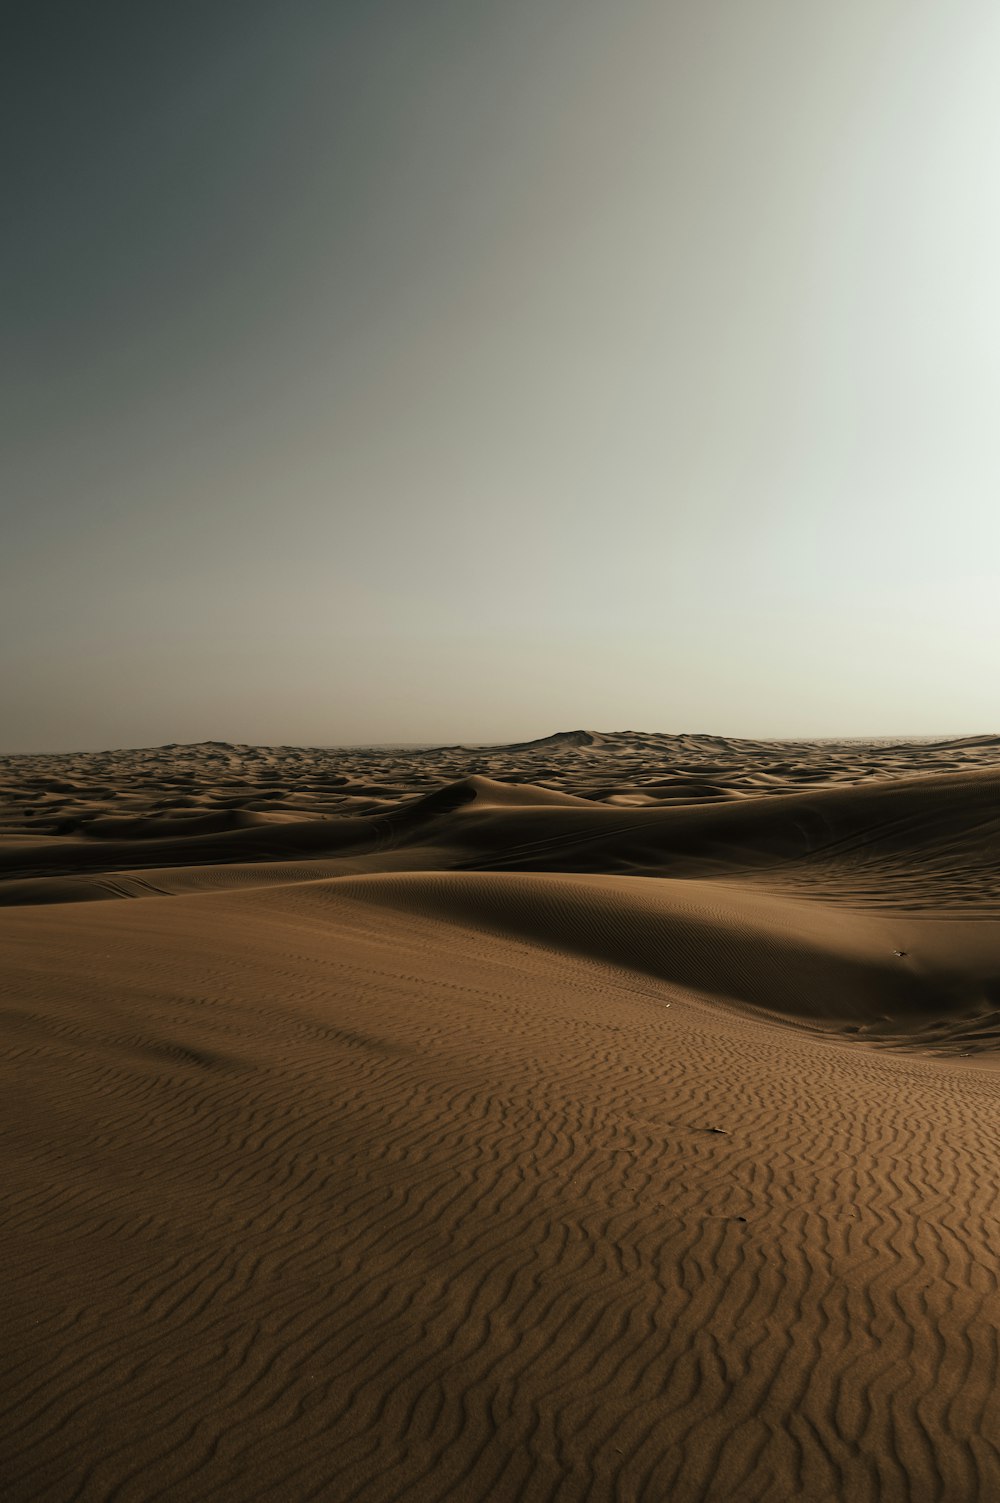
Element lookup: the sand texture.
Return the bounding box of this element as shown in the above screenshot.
[2,731,1000,1501]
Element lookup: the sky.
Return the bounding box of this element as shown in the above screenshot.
[4,0,1000,752]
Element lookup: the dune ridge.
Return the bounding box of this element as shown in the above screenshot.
[2,731,1000,1500]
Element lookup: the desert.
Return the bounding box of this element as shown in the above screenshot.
[2,730,999,1500]
[9,1,1000,1497]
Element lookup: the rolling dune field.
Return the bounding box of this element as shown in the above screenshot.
[2,731,1000,1501]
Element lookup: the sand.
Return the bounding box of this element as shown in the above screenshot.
[2,730,999,1501]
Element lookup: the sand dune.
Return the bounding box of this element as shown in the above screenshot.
[341,870,1000,1049]
[2,732,1000,1500]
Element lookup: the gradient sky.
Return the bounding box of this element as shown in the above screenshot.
[4,0,1000,751]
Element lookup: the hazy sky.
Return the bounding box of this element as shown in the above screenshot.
[4,1,999,751]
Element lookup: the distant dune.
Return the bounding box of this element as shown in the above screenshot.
[2,732,1000,1500]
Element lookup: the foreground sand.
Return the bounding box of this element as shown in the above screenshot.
[2,731,1000,1500]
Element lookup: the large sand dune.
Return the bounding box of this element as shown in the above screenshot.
[2,732,999,1500]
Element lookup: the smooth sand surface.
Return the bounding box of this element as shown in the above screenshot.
[2,731,1000,1500]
